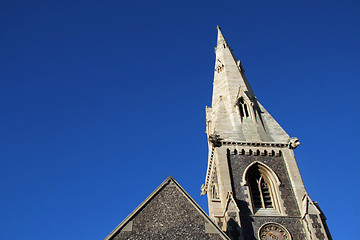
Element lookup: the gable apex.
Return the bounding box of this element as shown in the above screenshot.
[105,176,230,240]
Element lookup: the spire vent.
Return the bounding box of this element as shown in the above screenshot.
[237,97,250,121]
[215,59,224,73]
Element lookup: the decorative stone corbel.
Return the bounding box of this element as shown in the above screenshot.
[209,134,222,147]
[289,137,301,149]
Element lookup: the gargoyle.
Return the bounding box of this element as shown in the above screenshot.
[289,137,301,149]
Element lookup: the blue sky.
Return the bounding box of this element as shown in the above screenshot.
[1,0,359,239]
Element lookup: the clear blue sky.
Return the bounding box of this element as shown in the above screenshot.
[1,0,359,239]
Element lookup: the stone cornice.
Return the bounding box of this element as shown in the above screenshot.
[204,140,289,193]
[221,141,289,148]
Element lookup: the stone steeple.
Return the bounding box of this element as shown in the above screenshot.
[105,27,332,240]
[203,27,331,240]
[207,26,289,143]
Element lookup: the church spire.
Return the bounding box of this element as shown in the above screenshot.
[204,29,331,240]
[207,27,289,143]
[212,26,253,106]
[216,26,229,48]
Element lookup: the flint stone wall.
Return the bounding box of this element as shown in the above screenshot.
[111,183,225,240]
[228,153,306,240]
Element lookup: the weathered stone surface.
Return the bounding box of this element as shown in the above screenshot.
[309,214,326,240]
[227,153,306,239]
[241,216,305,240]
[229,154,300,216]
[207,27,290,143]
[205,28,331,239]
[107,178,229,240]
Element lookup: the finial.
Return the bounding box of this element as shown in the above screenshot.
[216,25,221,30]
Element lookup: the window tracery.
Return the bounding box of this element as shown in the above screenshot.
[245,162,283,214]
[249,171,273,209]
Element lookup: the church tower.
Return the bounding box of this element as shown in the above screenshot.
[202,27,332,240]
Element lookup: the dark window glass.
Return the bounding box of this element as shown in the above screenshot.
[248,168,273,210]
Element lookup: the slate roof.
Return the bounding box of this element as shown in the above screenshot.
[105,176,230,240]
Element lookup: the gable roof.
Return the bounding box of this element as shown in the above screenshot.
[105,176,230,240]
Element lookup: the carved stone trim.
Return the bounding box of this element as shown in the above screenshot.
[222,141,289,148]
[258,222,292,240]
[231,148,282,157]
[209,134,222,147]
[289,137,300,149]
[120,221,133,232]
[203,145,216,193]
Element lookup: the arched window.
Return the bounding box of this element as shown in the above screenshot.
[244,162,283,214]
[248,169,273,209]
[238,97,250,120]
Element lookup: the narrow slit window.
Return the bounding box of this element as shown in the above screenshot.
[238,97,250,120]
[244,104,249,117]
[239,104,245,118]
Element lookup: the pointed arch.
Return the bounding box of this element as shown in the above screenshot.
[243,161,284,214]
[242,161,281,187]
[235,89,256,124]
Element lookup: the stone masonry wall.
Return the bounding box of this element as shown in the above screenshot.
[227,151,306,240]
[111,182,225,240]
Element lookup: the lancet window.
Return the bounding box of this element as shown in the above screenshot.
[238,97,250,120]
[249,170,273,209]
[245,163,282,214]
